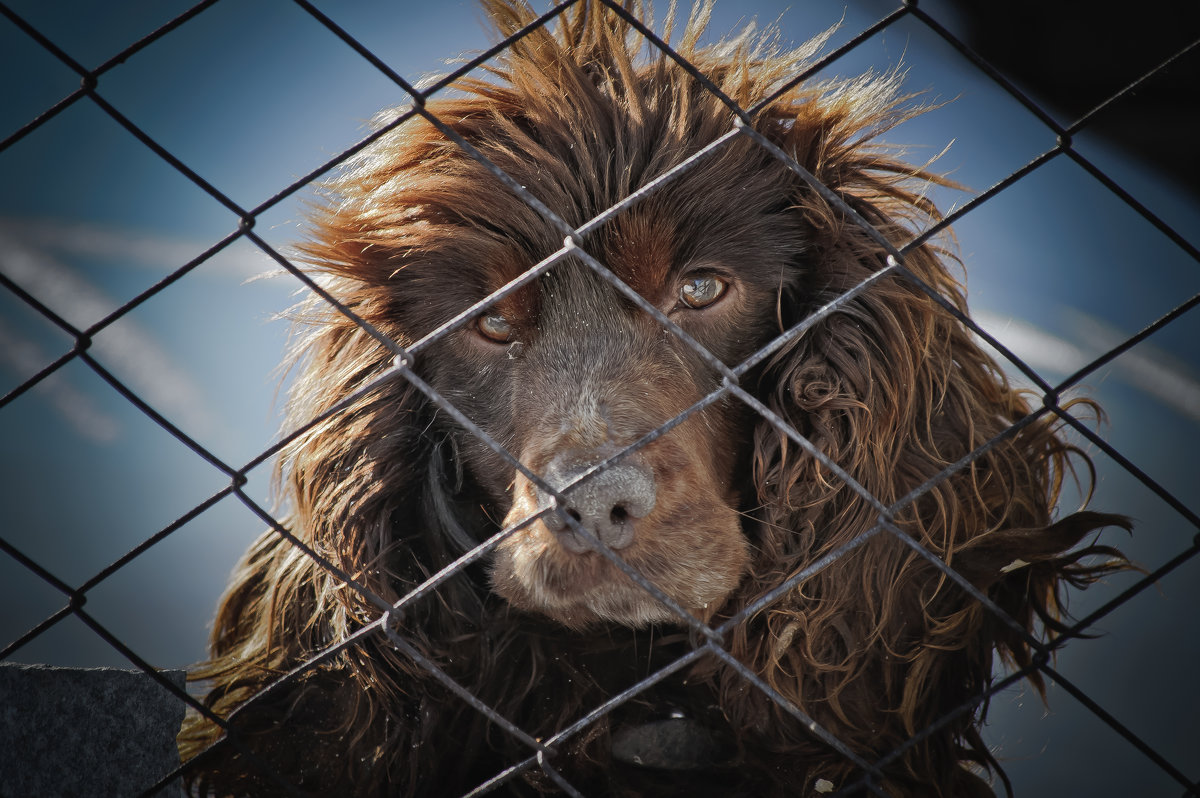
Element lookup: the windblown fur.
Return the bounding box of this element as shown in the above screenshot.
[180,2,1129,795]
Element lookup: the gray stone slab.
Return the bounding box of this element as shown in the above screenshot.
[0,663,186,798]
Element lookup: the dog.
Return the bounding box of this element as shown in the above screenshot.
[179,2,1129,795]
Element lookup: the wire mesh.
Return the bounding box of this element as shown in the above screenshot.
[1,1,1197,796]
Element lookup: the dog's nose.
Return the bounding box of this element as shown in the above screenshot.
[538,455,656,554]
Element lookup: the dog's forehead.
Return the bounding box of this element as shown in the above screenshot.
[601,211,678,297]
[482,201,788,313]
[475,213,674,309]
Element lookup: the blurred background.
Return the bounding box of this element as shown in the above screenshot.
[1,1,1196,795]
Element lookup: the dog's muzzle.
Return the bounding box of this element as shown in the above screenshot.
[537,453,656,554]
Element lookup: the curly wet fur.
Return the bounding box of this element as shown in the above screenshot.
[179,2,1129,795]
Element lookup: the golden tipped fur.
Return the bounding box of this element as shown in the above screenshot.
[180,2,1128,795]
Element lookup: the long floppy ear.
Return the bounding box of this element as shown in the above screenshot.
[178,293,490,794]
[717,79,1130,793]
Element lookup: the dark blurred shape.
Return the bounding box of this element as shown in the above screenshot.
[946,0,1200,192]
[0,663,185,797]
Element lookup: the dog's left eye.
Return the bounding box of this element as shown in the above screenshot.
[476,313,514,343]
[679,275,728,309]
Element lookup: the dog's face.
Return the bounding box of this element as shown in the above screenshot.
[400,172,809,628]
[486,261,753,629]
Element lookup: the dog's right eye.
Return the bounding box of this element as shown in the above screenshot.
[679,275,728,310]
[476,312,514,343]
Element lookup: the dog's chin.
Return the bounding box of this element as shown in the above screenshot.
[489,518,749,631]
[496,577,702,630]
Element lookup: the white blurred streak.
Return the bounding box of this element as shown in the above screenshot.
[974,311,1091,378]
[0,218,275,282]
[0,228,222,443]
[0,318,120,443]
[1068,312,1200,423]
[975,309,1200,423]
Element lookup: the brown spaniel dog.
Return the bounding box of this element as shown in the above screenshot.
[180,2,1128,795]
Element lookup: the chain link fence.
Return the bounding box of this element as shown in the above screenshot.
[1,1,1197,796]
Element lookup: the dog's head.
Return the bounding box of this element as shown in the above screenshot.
[295,4,949,629]
[271,2,1128,790]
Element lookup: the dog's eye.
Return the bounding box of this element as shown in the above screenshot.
[679,275,728,309]
[476,312,514,343]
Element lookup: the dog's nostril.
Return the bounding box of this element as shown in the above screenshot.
[538,458,656,552]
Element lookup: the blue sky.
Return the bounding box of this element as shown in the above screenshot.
[1,1,1197,794]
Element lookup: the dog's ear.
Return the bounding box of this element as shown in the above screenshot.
[746,153,1131,626]
[278,311,495,630]
[729,178,996,776]
[951,511,1133,594]
[180,308,492,792]
[727,93,1134,789]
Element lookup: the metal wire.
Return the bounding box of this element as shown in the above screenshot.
[1,1,1196,796]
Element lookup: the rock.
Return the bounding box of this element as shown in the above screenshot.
[0,663,186,797]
